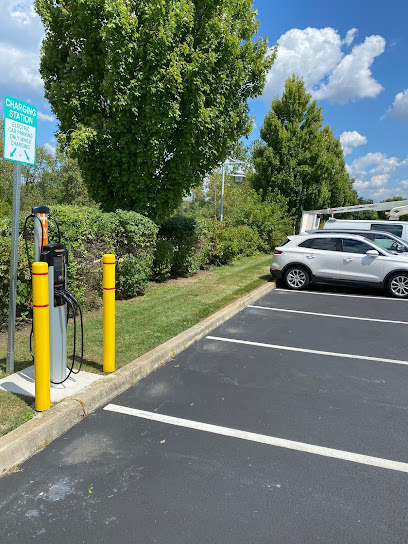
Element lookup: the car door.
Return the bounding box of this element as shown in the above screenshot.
[340,238,385,283]
[298,237,342,279]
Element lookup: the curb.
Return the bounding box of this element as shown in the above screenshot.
[0,281,275,476]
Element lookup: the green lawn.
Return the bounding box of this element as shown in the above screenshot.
[0,253,272,436]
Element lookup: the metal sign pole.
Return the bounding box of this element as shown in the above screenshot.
[6,162,22,373]
[4,95,37,374]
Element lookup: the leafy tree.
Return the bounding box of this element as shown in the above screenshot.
[19,150,94,212]
[251,75,356,219]
[35,0,275,223]
[1,115,94,215]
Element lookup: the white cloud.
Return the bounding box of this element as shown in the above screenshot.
[44,142,56,155]
[314,36,385,104]
[343,28,358,47]
[0,44,42,89]
[37,111,55,122]
[0,1,45,104]
[383,89,408,124]
[9,2,37,25]
[340,131,367,156]
[353,180,370,189]
[263,28,385,105]
[371,188,400,200]
[400,180,408,187]
[370,174,389,187]
[349,152,408,199]
[347,152,408,178]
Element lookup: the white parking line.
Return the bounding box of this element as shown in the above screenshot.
[274,288,407,301]
[249,305,408,325]
[104,403,408,473]
[206,336,408,367]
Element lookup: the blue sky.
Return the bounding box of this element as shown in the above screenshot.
[1,0,407,201]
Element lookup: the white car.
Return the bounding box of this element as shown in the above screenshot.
[270,232,408,298]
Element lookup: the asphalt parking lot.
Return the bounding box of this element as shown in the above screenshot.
[1,286,408,543]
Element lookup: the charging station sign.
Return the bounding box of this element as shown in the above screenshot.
[3,95,37,165]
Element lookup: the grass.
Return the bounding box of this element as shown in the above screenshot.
[0,391,35,437]
[0,253,272,436]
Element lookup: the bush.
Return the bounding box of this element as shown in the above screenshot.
[203,221,262,266]
[159,215,208,276]
[0,232,32,329]
[152,239,174,281]
[224,185,293,250]
[0,206,158,327]
[117,254,151,298]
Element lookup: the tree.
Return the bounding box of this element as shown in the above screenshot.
[251,75,356,218]
[35,0,275,223]
[19,149,94,212]
[1,114,94,215]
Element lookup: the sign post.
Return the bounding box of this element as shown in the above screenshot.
[4,95,37,373]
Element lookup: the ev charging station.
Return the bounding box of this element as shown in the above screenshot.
[24,206,86,386]
[0,203,106,406]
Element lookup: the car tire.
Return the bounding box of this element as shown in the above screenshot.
[386,272,408,298]
[283,266,310,291]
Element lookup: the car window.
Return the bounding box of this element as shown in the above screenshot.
[277,239,290,247]
[299,238,338,251]
[370,234,398,251]
[371,223,403,237]
[342,239,374,254]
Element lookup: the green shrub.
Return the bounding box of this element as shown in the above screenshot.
[203,221,262,265]
[223,185,293,250]
[152,239,174,281]
[117,254,151,298]
[0,206,158,327]
[0,232,32,330]
[159,215,208,276]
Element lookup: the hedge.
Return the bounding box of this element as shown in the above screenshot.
[1,197,292,329]
[0,206,157,327]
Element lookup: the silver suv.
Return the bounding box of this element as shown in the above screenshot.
[271,233,408,298]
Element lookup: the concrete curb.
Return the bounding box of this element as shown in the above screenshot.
[0,281,275,476]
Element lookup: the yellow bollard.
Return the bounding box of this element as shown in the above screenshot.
[103,254,115,372]
[32,262,50,411]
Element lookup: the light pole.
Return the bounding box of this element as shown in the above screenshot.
[220,159,245,221]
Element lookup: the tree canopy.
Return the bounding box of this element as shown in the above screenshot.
[0,115,93,214]
[251,75,356,218]
[35,0,274,223]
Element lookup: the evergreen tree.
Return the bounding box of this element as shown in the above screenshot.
[252,75,356,218]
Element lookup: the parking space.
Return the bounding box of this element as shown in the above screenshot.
[1,286,408,542]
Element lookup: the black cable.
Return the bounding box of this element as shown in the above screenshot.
[50,291,77,385]
[63,290,84,376]
[63,290,84,374]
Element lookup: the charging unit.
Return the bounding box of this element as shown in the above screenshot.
[24,206,83,384]
[41,243,68,383]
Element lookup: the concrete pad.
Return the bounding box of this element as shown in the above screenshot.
[0,366,103,402]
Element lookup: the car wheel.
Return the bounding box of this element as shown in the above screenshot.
[386,273,408,298]
[283,266,310,290]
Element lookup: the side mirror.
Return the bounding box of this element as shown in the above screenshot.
[396,245,405,253]
[366,249,379,257]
